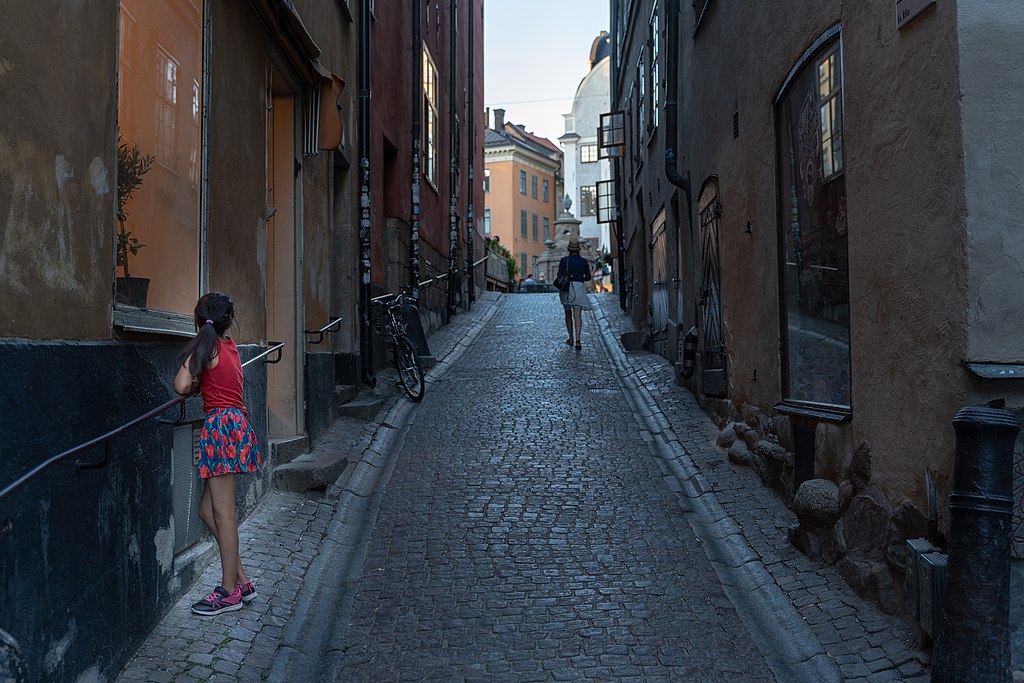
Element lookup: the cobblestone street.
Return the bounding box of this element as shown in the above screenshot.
[117,292,927,682]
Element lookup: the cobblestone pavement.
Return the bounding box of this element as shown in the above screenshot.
[590,294,929,682]
[115,296,502,683]
[335,294,774,682]
[118,291,929,682]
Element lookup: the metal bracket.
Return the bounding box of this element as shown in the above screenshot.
[76,441,113,472]
[264,342,284,364]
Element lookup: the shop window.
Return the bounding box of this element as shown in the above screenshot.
[423,46,439,186]
[116,0,203,315]
[775,32,850,408]
[580,185,597,217]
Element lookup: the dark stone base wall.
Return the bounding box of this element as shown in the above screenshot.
[304,352,335,444]
[0,340,269,681]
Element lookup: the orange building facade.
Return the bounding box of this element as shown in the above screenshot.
[484,110,561,282]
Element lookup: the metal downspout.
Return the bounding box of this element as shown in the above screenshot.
[411,0,422,302]
[664,0,692,206]
[359,0,373,385]
[611,0,628,310]
[465,0,475,308]
[446,0,459,316]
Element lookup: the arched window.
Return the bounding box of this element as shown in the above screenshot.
[775,26,850,409]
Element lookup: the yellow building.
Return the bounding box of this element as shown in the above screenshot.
[483,109,562,282]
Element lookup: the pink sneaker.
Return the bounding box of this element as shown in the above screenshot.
[190,586,243,616]
[237,579,257,603]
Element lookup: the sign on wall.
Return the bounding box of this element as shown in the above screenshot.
[896,0,936,29]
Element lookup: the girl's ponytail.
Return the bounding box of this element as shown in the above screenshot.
[177,292,235,377]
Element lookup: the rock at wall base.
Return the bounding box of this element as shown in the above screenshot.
[793,479,841,533]
[728,440,753,466]
[788,523,822,560]
[822,520,847,566]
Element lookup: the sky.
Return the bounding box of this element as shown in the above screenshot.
[484,1,610,145]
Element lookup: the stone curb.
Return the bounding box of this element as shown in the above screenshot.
[268,298,506,681]
[590,305,843,683]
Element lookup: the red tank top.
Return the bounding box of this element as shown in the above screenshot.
[199,338,246,413]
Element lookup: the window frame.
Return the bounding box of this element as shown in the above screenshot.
[596,179,618,224]
[423,45,439,189]
[542,178,549,202]
[532,212,538,240]
[531,173,538,199]
[520,208,528,237]
[580,185,597,217]
[113,0,210,332]
[580,143,599,163]
[519,169,527,194]
[598,111,625,159]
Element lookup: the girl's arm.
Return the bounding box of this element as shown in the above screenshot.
[174,356,199,395]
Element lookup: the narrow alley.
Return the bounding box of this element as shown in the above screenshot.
[116,293,925,682]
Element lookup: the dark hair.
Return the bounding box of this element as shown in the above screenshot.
[176,292,235,377]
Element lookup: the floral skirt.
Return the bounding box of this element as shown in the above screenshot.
[197,408,262,479]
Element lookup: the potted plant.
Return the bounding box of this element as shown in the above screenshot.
[115,139,154,307]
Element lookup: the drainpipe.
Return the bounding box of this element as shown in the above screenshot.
[358,0,373,385]
[410,0,422,302]
[664,0,692,208]
[465,0,475,308]
[446,0,459,316]
[611,0,628,310]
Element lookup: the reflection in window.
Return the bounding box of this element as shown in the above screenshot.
[483,168,491,192]
[776,37,850,406]
[542,179,549,202]
[580,185,597,217]
[423,47,439,185]
[519,169,527,194]
[117,0,203,314]
[818,46,844,179]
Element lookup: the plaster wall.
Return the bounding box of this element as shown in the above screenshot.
[564,58,612,248]
[673,0,968,505]
[957,1,1024,369]
[206,1,268,341]
[0,1,117,340]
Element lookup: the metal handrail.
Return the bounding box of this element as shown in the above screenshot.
[0,340,285,503]
[303,318,342,345]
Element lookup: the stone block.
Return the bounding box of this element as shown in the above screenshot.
[788,522,821,560]
[716,422,739,448]
[272,451,351,492]
[335,384,359,405]
[844,487,892,561]
[775,414,794,453]
[620,331,645,351]
[728,439,753,467]
[822,519,847,566]
[815,422,854,484]
[793,479,841,532]
[849,441,872,491]
[339,396,385,421]
[268,435,309,467]
[743,428,760,452]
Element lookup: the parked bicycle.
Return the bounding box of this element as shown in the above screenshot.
[371,292,426,402]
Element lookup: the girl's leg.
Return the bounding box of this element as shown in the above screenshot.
[564,307,573,342]
[206,473,249,589]
[574,308,583,341]
[197,482,220,543]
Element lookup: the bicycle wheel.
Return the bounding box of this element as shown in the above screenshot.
[395,335,425,402]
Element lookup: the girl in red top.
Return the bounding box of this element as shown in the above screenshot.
[174,292,262,616]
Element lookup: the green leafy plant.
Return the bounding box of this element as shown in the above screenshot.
[486,237,517,281]
[116,139,154,278]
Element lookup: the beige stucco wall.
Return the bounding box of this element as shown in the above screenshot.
[0,2,118,340]
[958,1,1024,371]
[485,152,559,276]
[680,0,969,504]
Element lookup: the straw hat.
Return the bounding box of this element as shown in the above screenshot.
[568,236,581,252]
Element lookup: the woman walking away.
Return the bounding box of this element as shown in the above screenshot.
[557,236,593,349]
[174,292,262,616]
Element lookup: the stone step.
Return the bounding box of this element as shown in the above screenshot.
[418,355,438,370]
[335,384,359,405]
[268,434,308,467]
[272,450,351,492]
[338,396,385,421]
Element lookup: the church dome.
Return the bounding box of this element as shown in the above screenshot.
[589,31,611,70]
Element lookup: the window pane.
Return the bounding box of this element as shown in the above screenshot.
[580,186,597,217]
[776,39,850,406]
[117,0,203,314]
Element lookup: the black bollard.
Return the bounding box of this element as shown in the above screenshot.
[0,628,26,682]
[932,406,1020,683]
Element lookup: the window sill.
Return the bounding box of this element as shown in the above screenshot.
[967,362,1024,380]
[114,305,196,338]
[774,400,851,423]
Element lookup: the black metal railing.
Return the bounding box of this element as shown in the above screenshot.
[0,341,285,503]
[303,318,342,345]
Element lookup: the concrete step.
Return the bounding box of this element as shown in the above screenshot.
[335,384,359,405]
[418,355,438,370]
[272,450,351,492]
[338,396,385,421]
[268,435,308,467]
